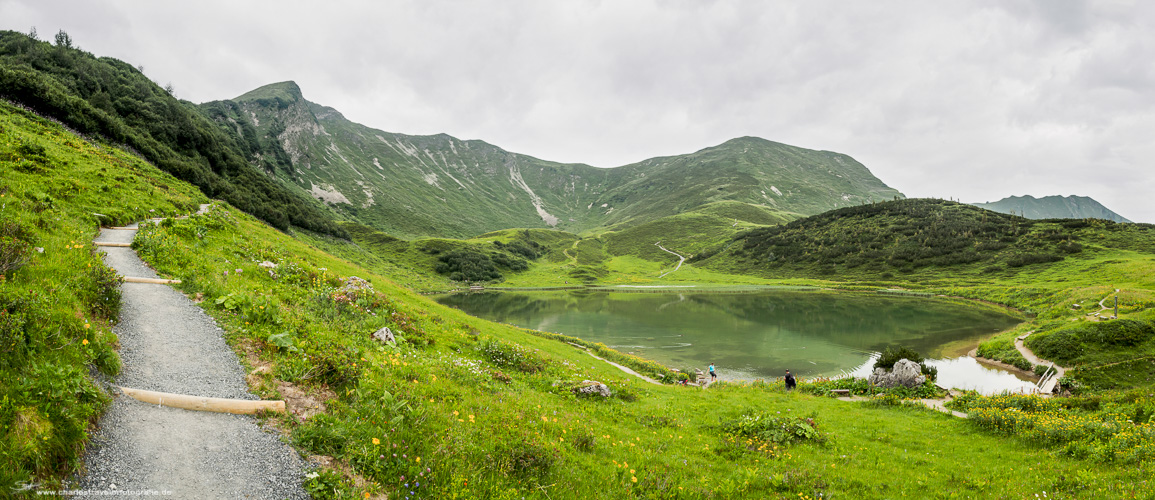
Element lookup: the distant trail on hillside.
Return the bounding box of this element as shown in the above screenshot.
[655,242,686,278]
[74,218,306,499]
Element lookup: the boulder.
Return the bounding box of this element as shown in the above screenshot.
[340,276,373,293]
[868,358,926,388]
[372,326,395,343]
[573,380,612,398]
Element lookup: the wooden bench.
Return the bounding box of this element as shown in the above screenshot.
[830,389,851,396]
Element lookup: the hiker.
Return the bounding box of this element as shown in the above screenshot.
[708,363,717,381]
[784,369,796,391]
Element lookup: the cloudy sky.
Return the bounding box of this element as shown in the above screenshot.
[4,0,1153,222]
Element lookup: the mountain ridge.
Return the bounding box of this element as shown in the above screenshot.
[201,81,904,238]
[970,195,1130,223]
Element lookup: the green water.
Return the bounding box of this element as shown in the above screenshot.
[436,289,1024,382]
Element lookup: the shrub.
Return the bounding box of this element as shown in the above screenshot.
[479,339,546,373]
[718,411,827,446]
[874,345,937,381]
[1093,319,1154,347]
[499,441,557,478]
[0,219,34,276]
[435,250,502,282]
[1007,253,1062,267]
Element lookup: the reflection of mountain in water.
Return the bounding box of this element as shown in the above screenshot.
[436,291,1021,377]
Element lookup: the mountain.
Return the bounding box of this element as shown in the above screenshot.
[200,81,903,238]
[0,31,343,237]
[970,195,1130,223]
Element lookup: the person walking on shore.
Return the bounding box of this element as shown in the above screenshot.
[708,363,717,381]
[784,369,796,391]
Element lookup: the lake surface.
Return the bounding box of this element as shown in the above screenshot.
[436,289,1038,394]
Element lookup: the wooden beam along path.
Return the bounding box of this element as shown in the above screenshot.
[123,276,181,284]
[119,386,285,415]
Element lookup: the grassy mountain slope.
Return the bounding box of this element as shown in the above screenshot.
[0,31,343,237]
[0,101,206,488]
[201,82,902,239]
[971,194,1131,223]
[588,137,902,230]
[201,82,621,238]
[696,199,1132,280]
[601,201,800,264]
[132,195,1150,499]
[6,100,1155,497]
[319,201,795,291]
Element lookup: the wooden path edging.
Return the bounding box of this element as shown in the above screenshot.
[119,386,285,415]
[123,277,182,284]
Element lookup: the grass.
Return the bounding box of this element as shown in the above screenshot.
[6,99,1155,497]
[0,101,205,489]
[119,202,1153,498]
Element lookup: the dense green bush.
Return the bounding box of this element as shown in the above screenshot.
[718,411,826,446]
[435,250,502,282]
[1028,319,1155,365]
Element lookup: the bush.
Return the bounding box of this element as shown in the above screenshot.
[718,411,827,446]
[874,345,937,381]
[479,339,546,374]
[435,250,502,282]
[499,441,557,478]
[1007,253,1062,267]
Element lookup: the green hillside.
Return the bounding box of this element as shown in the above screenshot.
[200,81,902,239]
[971,195,1131,223]
[5,99,1155,499]
[200,82,621,238]
[589,137,902,230]
[7,33,1155,500]
[696,199,1148,281]
[0,101,206,487]
[121,175,1155,499]
[0,31,343,237]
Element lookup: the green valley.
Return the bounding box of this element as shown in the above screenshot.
[3,28,1155,500]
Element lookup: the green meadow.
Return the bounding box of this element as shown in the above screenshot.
[3,99,1155,498]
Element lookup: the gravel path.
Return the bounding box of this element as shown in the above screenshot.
[70,223,307,499]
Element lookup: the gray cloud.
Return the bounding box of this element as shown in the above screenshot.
[2,0,1151,222]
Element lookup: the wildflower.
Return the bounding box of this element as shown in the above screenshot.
[84,323,91,329]
[631,476,637,483]
[372,438,380,445]
[416,457,421,463]
[82,339,89,345]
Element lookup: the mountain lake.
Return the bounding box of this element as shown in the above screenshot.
[435,288,1038,395]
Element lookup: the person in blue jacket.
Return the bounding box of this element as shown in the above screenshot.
[708,363,716,381]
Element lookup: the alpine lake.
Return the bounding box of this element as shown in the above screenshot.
[435,288,1038,394]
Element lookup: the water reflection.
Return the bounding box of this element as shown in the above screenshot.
[844,354,1038,395]
[437,289,1030,394]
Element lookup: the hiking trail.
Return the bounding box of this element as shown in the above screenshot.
[73,209,306,499]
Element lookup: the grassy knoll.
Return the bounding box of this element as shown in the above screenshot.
[0,102,206,488]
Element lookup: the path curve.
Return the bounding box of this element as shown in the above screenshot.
[583,351,663,386]
[73,217,306,499]
[1015,332,1067,393]
[654,242,686,278]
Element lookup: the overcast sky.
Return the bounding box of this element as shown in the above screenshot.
[4,0,1153,222]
